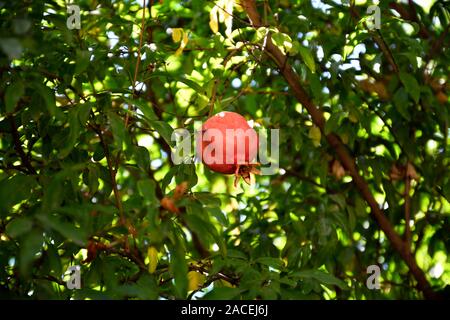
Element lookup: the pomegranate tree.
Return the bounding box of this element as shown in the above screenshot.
[197,111,260,186]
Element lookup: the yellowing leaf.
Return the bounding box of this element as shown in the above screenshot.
[182,31,189,46]
[340,133,349,144]
[187,271,205,291]
[172,28,182,43]
[234,1,243,12]
[147,246,159,274]
[309,126,321,147]
[343,44,353,61]
[209,6,219,33]
[217,279,235,288]
[223,0,234,37]
[175,47,183,56]
[348,113,358,123]
[175,31,189,56]
[210,0,234,36]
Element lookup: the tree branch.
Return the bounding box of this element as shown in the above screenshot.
[404,162,412,248]
[90,123,126,226]
[389,1,430,39]
[348,5,399,73]
[241,0,439,300]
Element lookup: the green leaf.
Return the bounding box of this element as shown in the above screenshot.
[60,108,81,157]
[227,249,248,260]
[42,176,65,212]
[19,230,44,276]
[5,80,25,113]
[134,145,150,171]
[332,210,351,236]
[329,194,346,209]
[347,206,356,233]
[308,73,323,100]
[291,269,348,290]
[93,143,105,161]
[137,178,158,206]
[114,274,158,299]
[123,98,157,121]
[298,46,316,73]
[354,195,367,218]
[204,287,240,300]
[144,71,204,93]
[399,72,420,103]
[185,204,226,255]
[134,274,159,299]
[279,277,297,287]
[46,243,62,277]
[161,166,178,193]
[208,207,228,226]
[393,87,411,121]
[184,213,213,247]
[36,214,87,246]
[0,174,36,216]
[271,32,293,55]
[177,163,197,187]
[194,192,222,207]
[87,165,99,194]
[6,217,33,238]
[32,83,57,116]
[170,243,188,298]
[150,120,174,147]
[254,27,269,42]
[324,112,341,135]
[75,50,90,75]
[108,111,126,150]
[78,102,93,125]
[255,257,284,269]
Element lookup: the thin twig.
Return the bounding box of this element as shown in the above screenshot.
[404,161,412,248]
[125,0,147,128]
[208,78,219,117]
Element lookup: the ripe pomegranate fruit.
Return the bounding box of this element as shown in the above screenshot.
[197,111,260,186]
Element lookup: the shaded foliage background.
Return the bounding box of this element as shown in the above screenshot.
[0,0,449,299]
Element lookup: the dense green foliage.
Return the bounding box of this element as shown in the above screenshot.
[0,0,449,300]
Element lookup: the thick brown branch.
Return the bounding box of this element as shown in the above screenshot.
[241,0,439,300]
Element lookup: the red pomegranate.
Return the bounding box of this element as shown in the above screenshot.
[197,111,260,186]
